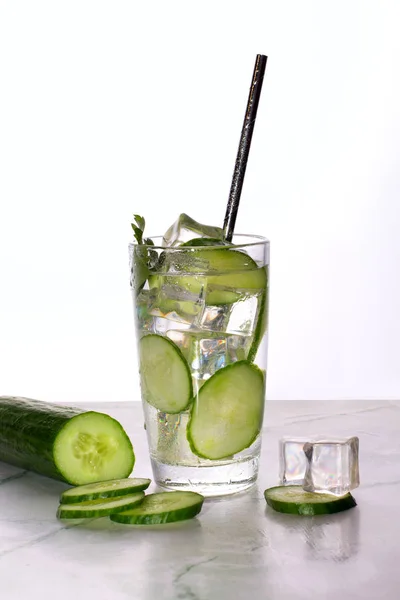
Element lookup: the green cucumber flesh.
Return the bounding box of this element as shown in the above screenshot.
[60,478,151,504]
[139,335,193,413]
[187,361,265,460]
[151,248,266,306]
[264,486,357,516]
[110,491,204,525]
[57,492,145,519]
[180,237,230,247]
[0,397,135,485]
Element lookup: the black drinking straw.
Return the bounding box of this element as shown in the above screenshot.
[223,54,268,242]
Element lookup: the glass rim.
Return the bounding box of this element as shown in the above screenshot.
[128,233,270,251]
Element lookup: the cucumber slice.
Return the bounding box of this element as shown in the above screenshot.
[187,361,265,460]
[57,492,145,519]
[180,238,230,247]
[264,486,357,516]
[139,334,193,413]
[247,271,269,362]
[153,248,266,306]
[60,478,151,504]
[110,491,204,525]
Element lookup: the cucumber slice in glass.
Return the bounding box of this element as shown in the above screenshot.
[57,492,145,519]
[110,491,204,525]
[180,237,230,247]
[153,248,266,306]
[60,478,151,504]
[187,361,265,460]
[264,486,357,516]
[247,271,269,362]
[139,334,193,413]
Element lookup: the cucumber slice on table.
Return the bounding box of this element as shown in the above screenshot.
[187,361,265,460]
[264,486,357,516]
[139,334,193,413]
[152,248,266,306]
[60,478,151,504]
[0,397,135,485]
[110,491,204,525]
[57,492,145,519]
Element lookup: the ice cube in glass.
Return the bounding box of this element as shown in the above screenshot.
[162,213,224,247]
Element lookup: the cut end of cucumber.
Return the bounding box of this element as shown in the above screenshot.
[54,412,135,486]
[110,491,204,525]
[264,485,357,516]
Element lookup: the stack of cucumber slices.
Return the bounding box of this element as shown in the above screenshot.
[57,478,204,525]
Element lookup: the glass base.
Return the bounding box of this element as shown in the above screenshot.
[151,454,260,497]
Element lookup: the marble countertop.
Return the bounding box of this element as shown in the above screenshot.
[1,400,399,600]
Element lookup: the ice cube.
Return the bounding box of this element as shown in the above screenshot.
[170,331,230,387]
[279,438,310,485]
[227,334,251,362]
[303,437,360,497]
[134,288,157,332]
[149,282,205,327]
[226,291,261,335]
[197,291,262,336]
[197,303,230,331]
[162,213,224,247]
[279,436,360,496]
[191,334,228,383]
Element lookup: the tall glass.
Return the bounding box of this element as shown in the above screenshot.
[129,234,269,496]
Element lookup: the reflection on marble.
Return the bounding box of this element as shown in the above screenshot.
[0,400,399,599]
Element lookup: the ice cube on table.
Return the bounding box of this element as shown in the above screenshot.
[279,438,310,485]
[279,436,360,496]
[303,437,360,497]
[162,213,224,247]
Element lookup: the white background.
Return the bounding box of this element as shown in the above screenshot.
[1,1,399,403]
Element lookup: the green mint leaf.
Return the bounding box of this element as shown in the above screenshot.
[143,237,154,246]
[131,224,143,244]
[133,214,145,232]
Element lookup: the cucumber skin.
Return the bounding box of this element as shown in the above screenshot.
[264,487,357,516]
[110,501,204,525]
[247,266,269,362]
[57,492,145,519]
[60,479,151,504]
[0,397,133,484]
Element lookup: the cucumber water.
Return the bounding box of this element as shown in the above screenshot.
[131,232,269,495]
